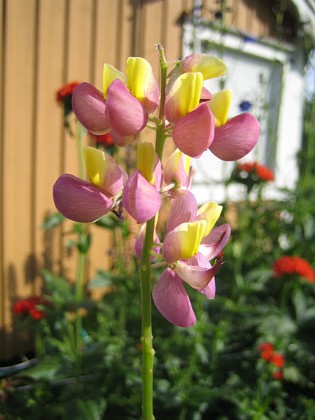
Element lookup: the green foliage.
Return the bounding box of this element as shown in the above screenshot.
[3,105,315,418]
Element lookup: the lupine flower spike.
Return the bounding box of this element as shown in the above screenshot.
[53,47,260,419]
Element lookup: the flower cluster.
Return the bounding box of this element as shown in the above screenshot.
[53,49,259,327]
[237,162,274,182]
[13,296,48,320]
[230,161,274,192]
[273,256,315,283]
[88,132,114,147]
[258,342,285,380]
[56,81,80,117]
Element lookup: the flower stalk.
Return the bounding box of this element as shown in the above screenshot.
[53,47,260,419]
[139,44,168,420]
[74,119,87,355]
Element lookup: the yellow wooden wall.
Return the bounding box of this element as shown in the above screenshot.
[0,0,279,360]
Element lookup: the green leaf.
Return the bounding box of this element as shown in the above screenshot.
[67,398,107,420]
[292,289,307,320]
[195,343,208,364]
[65,239,77,248]
[88,270,115,289]
[298,307,315,329]
[95,215,118,229]
[283,365,304,384]
[77,232,91,254]
[41,269,73,296]
[121,222,131,238]
[41,212,65,229]
[246,267,273,282]
[16,357,61,381]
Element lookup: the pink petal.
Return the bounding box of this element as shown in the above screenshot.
[105,80,148,137]
[142,77,160,114]
[167,190,197,233]
[152,269,196,328]
[185,253,216,299]
[72,82,109,134]
[200,224,231,260]
[174,257,222,290]
[209,113,260,161]
[200,86,212,102]
[53,174,113,223]
[164,150,192,189]
[122,170,161,223]
[199,279,216,299]
[173,103,215,157]
[110,130,135,147]
[100,154,128,197]
[153,157,163,190]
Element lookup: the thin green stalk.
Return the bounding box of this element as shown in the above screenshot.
[74,119,87,355]
[75,118,85,179]
[140,216,156,419]
[140,44,168,420]
[35,328,45,357]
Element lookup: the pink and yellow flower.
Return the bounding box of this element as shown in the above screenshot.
[72,57,159,146]
[208,90,260,161]
[152,190,231,327]
[122,142,162,223]
[53,147,127,223]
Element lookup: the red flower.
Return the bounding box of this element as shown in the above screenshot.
[88,132,114,147]
[255,164,274,181]
[238,162,256,173]
[271,353,285,368]
[259,342,274,362]
[273,256,315,283]
[258,342,285,380]
[273,370,283,380]
[56,81,80,105]
[13,299,33,314]
[56,82,80,118]
[13,296,48,320]
[29,308,46,320]
[237,161,274,182]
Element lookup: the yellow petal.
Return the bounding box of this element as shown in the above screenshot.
[137,141,155,184]
[209,90,232,127]
[181,54,228,80]
[103,64,126,98]
[83,146,107,186]
[177,221,206,258]
[169,149,191,174]
[196,202,222,236]
[166,72,203,121]
[126,57,152,100]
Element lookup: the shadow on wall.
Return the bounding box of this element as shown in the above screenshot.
[1,212,64,361]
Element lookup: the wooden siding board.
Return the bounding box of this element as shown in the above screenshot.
[0,0,5,331]
[2,0,38,358]
[143,0,164,73]
[164,0,187,60]
[34,0,69,289]
[0,0,285,359]
[94,0,119,86]
[118,0,135,64]
[60,0,96,282]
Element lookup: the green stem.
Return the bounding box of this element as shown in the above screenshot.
[140,44,168,420]
[35,328,45,357]
[75,250,85,355]
[75,118,85,179]
[140,216,155,419]
[74,119,87,355]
